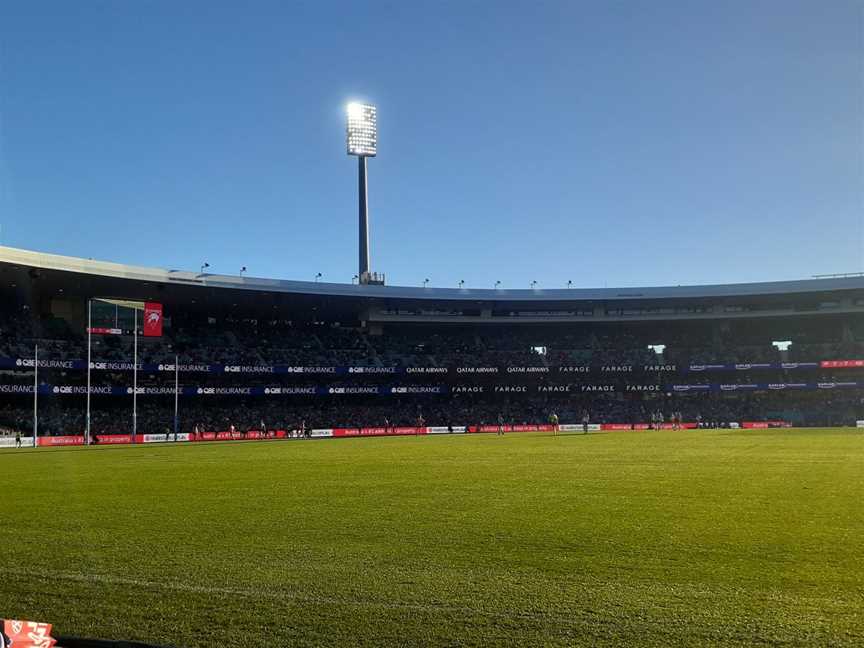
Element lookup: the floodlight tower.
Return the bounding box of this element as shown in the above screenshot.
[346,102,378,285]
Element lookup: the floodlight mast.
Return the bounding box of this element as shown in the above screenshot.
[346,102,378,285]
[358,156,369,281]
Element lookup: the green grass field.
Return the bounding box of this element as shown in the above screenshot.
[1,428,863,647]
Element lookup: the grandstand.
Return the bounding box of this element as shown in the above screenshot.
[1,244,863,443]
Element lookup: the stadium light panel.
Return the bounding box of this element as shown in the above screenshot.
[346,102,377,157]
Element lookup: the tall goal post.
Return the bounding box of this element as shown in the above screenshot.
[85,299,164,442]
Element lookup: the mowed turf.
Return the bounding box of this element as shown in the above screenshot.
[0,429,863,647]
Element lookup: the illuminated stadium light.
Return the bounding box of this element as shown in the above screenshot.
[346,102,377,157]
[346,101,382,285]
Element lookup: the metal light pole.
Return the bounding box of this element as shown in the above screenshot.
[358,155,370,279]
[133,307,138,441]
[346,102,377,284]
[86,298,91,445]
[33,344,38,446]
[174,354,179,442]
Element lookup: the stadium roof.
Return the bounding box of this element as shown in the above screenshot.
[2,245,863,302]
[2,245,864,324]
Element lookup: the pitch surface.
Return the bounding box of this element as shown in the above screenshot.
[1,428,862,646]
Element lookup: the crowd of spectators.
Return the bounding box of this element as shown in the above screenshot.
[3,308,864,371]
[2,309,862,438]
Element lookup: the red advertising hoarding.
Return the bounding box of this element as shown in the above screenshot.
[37,435,84,446]
[332,427,426,437]
[820,360,864,368]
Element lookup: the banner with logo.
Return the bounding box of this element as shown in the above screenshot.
[821,360,864,368]
[189,430,287,441]
[741,421,790,429]
[0,380,862,398]
[332,427,427,437]
[36,435,84,446]
[140,433,191,443]
[467,424,556,433]
[0,356,856,375]
[600,423,699,430]
[87,327,123,335]
[0,436,34,447]
[92,434,133,445]
[143,302,163,337]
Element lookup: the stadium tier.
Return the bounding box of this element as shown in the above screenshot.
[1,244,864,440]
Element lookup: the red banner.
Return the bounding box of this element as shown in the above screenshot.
[190,430,287,442]
[143,302,163,337]
[37,435,84,446]
[820,360,864,368]
[2,619,57,647]
[741,421,789,429]
[332,427,426,437]
[467,424,555,433]
[600,423,698,430]
[93,434,133,445]
[87,327,122,335]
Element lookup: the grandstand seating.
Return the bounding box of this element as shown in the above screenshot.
[1,246,864,438]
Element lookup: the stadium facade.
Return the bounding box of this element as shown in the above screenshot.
[1,244,863,443]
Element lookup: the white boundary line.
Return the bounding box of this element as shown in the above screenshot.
[0,566,587,625]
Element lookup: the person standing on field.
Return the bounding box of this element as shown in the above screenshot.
[15,429,22,448]
[549,412,559,436]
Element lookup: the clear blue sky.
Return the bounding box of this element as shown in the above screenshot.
[0,1,861,288]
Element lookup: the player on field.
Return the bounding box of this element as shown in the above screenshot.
[582,411,590,434]
[549,412,559,436]
[497,413,505,436]
[15,429,21,448]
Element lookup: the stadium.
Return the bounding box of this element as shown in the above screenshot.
[2,4,863,646]
[2,245,864,646]
[2,244,864,443]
